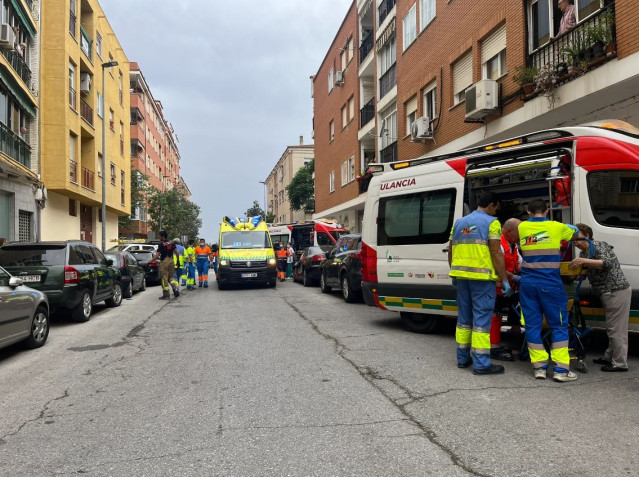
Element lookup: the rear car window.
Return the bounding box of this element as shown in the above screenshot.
[0,246,66,266]
[104,253,121,267]
[131,251,153,261]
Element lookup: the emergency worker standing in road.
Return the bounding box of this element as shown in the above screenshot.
[490,218,521,361]
[448,191,510,375]
[286,243,295,279]
[195,239,212,288]
[518,199,577,381]
[153,230,180,300]
[276,242,288,282]
[184,240,196,290]
[173,238,185,287]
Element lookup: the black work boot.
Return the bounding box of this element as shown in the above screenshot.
[473,364,505,375]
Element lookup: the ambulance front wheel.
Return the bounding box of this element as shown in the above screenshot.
[400,312,442,334]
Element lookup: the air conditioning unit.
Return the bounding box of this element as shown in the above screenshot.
[335,70,344,85]
[465,79,499,120]
[80,73,91,94]
[0,23,15,50]
[411,116,432,141]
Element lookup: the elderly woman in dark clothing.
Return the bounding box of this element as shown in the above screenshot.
[569,223,631,372]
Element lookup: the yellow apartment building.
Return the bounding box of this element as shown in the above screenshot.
[40,0,129,246]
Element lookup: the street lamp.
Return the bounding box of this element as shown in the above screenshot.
[101,60,118,251]
[259,181,267,221]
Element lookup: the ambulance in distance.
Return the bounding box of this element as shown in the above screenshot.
[360,120,639,333]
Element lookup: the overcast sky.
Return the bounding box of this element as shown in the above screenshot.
[101,0,352,242]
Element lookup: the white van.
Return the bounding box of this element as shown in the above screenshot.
[360,120,639,333]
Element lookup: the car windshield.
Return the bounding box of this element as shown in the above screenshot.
[221,231,270,249]
[131,251,153,261]
[0,246,66,266]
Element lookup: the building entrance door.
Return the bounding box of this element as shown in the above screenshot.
[80,204,93,243]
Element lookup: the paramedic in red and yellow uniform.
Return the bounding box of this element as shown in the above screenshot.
[518,199,577,382]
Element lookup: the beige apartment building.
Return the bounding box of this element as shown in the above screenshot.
[265,138,314,224]
[40,0,130,246]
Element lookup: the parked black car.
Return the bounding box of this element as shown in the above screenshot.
[129,250,161,285]
[319,234,363,303]
[104,251,146,298]
[292,246,327,286]
[0,241,122,322]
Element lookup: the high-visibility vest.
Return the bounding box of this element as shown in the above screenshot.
[449,210,501,281]
[173,245,185,268]
[276,248,288,259]
[185,246,195,263]
[195,245,211,260]
[518,218,576,284]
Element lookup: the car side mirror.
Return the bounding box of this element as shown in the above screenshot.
[9,276,23,287]
[106,259,114,266]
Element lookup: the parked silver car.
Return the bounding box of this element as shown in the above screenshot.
[0,266,49,351]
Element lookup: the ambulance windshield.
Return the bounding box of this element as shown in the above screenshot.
[222,231,270,249]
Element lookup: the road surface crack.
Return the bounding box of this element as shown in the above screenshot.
[285,298,490,477]
[0,389,70,445]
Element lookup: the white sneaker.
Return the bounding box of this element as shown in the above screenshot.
[553,370,577,382]
[533,368,547,380]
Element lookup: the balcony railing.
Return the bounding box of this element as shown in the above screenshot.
[360,31,373,63]
[379,63,396,99]
[80,98,93,126]
[2,50,32,85]
[69,11,76,37]
[81,166,95,191]
[0,122,31,168]
[360,97,375,128]
[380,142,397,163]
[80,28,92,61]
[69,86,76,110]
[378,0,396,26]
[70,159,77,183]
[528,3,616,72]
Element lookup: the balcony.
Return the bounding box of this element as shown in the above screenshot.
[0,122,31,168]
[380,142,397,163]
[80,98,93,126]
[2,50,32,85]
[378,0,396,26]
[360,97,375,128]
[528,4,616,85]
[360,31,373,63]
[358,175,372,194]
[80,27,92,61]
[70,159,77,183]
[69,86,76,110]
[379,63,396,99]
[81,166,95,191]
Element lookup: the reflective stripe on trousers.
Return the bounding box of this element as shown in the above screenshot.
[455,279,496,370]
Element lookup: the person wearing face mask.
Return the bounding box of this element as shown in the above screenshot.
[194,239,213,288]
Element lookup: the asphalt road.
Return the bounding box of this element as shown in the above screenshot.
[0,280,637,476]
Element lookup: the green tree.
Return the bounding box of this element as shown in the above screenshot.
[147,184,202,240]
[245,200,265,218]
[118,170,152,229]
[265,211,276,223]
[286,160,314,213]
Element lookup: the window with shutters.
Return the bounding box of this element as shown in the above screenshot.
[403,4,417,51]
[329,120,335,141]
[380,102,397,150]
[452,52,472,105]
[328,68,334,93]
[329,170,335,192]
[405,95,418,136]
[482,24,507,80]
[348,96,355,122]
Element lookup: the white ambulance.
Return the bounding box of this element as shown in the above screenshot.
[360,120,639,333]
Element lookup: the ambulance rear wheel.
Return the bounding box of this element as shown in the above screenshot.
[400,312,441,334]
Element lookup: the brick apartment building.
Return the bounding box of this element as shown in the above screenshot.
[123,62,181,240]
[313,0,639,233]
[265,137,314,224]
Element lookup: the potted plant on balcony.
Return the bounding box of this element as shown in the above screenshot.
[513,65,539,96]
[534,64,559,108]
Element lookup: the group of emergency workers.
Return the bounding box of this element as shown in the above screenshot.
[449,192,631,381]
[152,231,218,299]
[274,241,295,282]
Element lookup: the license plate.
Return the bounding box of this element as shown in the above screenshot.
[241,273,258,278]
[21,275,40,283]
